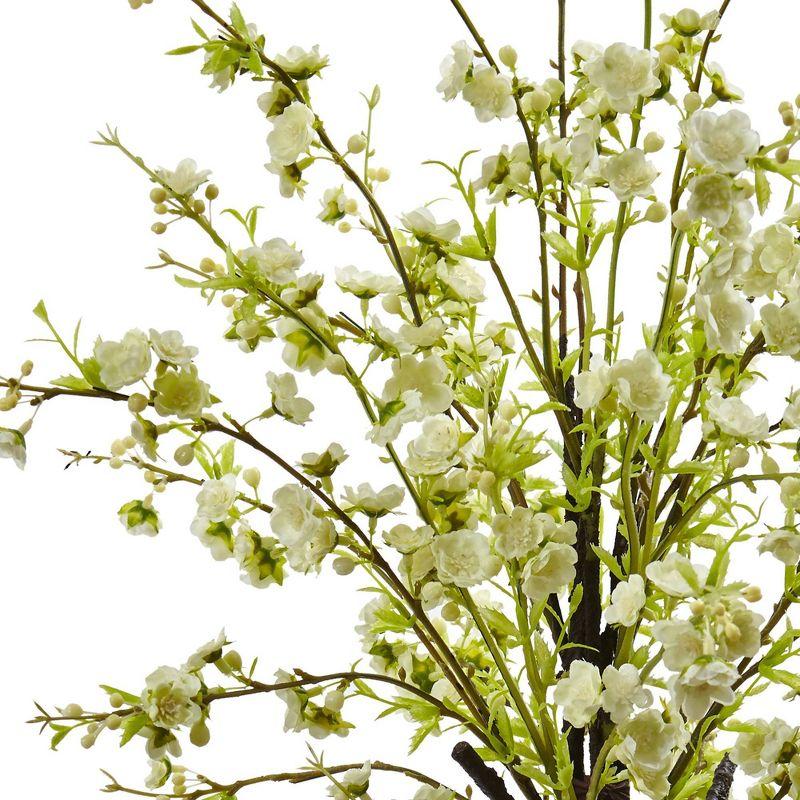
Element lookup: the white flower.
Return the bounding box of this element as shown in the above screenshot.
[575,354,612,411]
[274,45,328,78]
[196,474,237,522]
[521,541,577,600]
[601,664,652,723]
[704,394,769,441]
[141,666,202,729]
[414,787,456,800]
[784,390,800,429]
[157,158,210,195]
[335,265,399,299]
[436,259,486,302]
[94,329,152,390]
[144,759,169,790]
[491,507,548,560]
[0,427,26,469]
[682,109,760,174]
[602,148,658,201]
[383,523,434,554]
[646,552,708,597]
[406,415,461,475]
[474,143,531,202]
[687,173,735,228]
[149,329,198,366]
[119,499,160,537]
[759,528,800,565]
[730,719,770,776]
[604,574,646,627]
[462,64,516,122]
[673,659,737,719]
[242,238,304,285]
[342,483,405,517]
[610,349,670,422]
[270,484,336,571]
[743,223,800,297]
[652,619,706,671]
[401,208,460,243]
[184,629,226,671]
[369,389,423,446]
[569,117,602,184]
[328,761,371,799]
[781,477,800,510]
[267,102,316,166]
[382,354,454,417]
[267,371,314,424]
[554,660,602,728]
[431,530,501,587]
[190,515,234,561]
[698,243,752,294]
[153,366,211,419]
[277,305,329,375]
[761,301,800,357]
[436,40,473,100]
[583,43,659,113]
[695,287,753,354]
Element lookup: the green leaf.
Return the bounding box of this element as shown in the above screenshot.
[119,713,149,746]
[166,44,203,56]
[754,168,771,215]
[542,231,582,270]
[99,685,140,705]
[51,375,92,391]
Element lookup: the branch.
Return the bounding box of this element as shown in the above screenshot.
[451,741,517,800]
[706,755,735,800]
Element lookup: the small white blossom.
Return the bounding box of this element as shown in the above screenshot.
[761,301,800,357]
[601,663,652,723]
[267,371,314,424]
[436,40,473,101]
[521,541,578,600]
[554,660,602,728]
[780,477,800,510]
[645,552,708,597]
[610,349,670,422]
[682,109,760,174]
[141,666,202,729]
[0,427,26,469]
[602,148,658,201]
[704,394,769,441]
[575,354,612,411]
[267,102,316,166]
[759,528,800,565]
[695,287,753,354]
[242,238,304,285]
[274,45,328,78]
[383,523,434,554]
[382,354,454,417]
[604,574,646,627]
[491,507,549,560]
[652,619,706,671]
[336,265,399,299]
[196,474,237,523]
[462,64,515,122]
[94,329,152,390]
[436,259,486,302]
[271,484,336,571]
[431,530,501,587]
[687,173,735,228]
[401,208,460,243]
[583,43,659,114]
[406,415,461,476]
[673,659,737,720]
[342,483,405,517]
[149,329,198,366]
[157,158,210,195]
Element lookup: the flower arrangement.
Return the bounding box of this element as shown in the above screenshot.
[4,2,800,800]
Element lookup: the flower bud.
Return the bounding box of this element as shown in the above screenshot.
[109,457,124,470]
[477,471,496,494]
[762,454,780,473]
[324,690,345,712]
[672,278,688,304]
[528,88,551,113]
[498,400,517,421]
[684,92,702,114]
[671,209,692,232]
[63,703,83,717]
[347,134,367,154]
[106,713,122,730]
[189,719,210,747]
[150,187,167,204]
[224,650,243,671]
[21,360,33,377]
[659,45,680,66]
[80,734,95,749]
[174,444,194,466]
[0,395,18,411]
[205,184,219,201]
[154,203,167,215]
[128,393,149,414]
[645,201,668,223]
[151,222,167,235]
[344,198,359,215]
[643,132,665,153]
[690,599,705,615]
[499,45,518,69]
[109,693,125,709]
[724,622,741,642]
[326,354,348,375]
[199,257,216,273]
[375,167,391,182]
[782,110,796,127]
[338,221,352,233]
[743,584,762,603]
[673,8,701,36]
[729,446,750,469]
[441,601,461,622]
[235,469,258,493]
[543,78,564,101]
[333,556,356,576]
[111,439,127,457]
[776,146,790,165]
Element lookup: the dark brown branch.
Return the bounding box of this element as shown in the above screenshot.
[706,755,736,800]
[451,741,518,800]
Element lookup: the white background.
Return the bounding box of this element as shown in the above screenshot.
[2,1,799,797]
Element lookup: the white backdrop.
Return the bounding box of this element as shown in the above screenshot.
[2,1,799,797]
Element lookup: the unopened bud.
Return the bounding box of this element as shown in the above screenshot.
[761,454,780,474]
[671,209,692,232]
[344,198,359,215]
[347,134,367,154]
[111,439,127,457]
[776,146,790,165]
[498,45,518,69]
[643,132,665,154]
[338,221,352,233]
[109,693,125,709]
[684,92,702,114]
[21,360,33,377]
[127,393,148,414]
[672,278,688,304]
[645,201,668,223]
[542,78,564,101]
[205,184,219,201]
[80,734,95,749]
[743,585,762,603]
[326,354,348,375]
[783,110,796,127]
[332,556,356,576]
[224,650,243,671]
[174,444,194,466]
[442,601,461,622]
[528,88,551,114]
[498,400,517,421]
[659,45,680,66]
[477,471,496,494]
[724,622,741,642]
[189,720,210,747]
[63,703,83,717]
[192,198,206,214]
[690,599,705,615]
[106,713,122,730]
[729,446,750,469]
[150,187,167,204]
[221,293,237,308]
[199,257,216,273]
[109,457,124,470]
[151,222,167,235]
[242,467,261,489]
[324,690,345,712]
[375,167,391,182]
